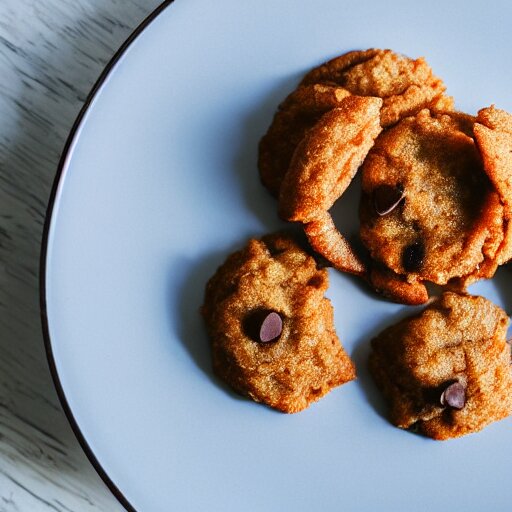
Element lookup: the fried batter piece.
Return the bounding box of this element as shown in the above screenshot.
[202,233,355,413]
[360,108,510,304]
[279,95,383,276]
[369,292,512,440]
[300,48,453,127]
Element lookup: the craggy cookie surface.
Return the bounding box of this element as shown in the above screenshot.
[259,84,351,197]
[360,108,510,303]
[202,233,355,413]
[300,48,452,127]
[369,292,512,440]
[258,48,452,197]
[279,95,383,276]
[474,106,512,269]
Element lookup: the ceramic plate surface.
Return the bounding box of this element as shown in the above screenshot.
[42,1,512,510]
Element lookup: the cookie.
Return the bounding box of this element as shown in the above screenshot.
[279,95,383,276]
[202,233,356,413]
[258,83,352,197]
[473,105,512,269]
[258,49,452,197]
[360,108,510,304]
[300,48,453,127]
[369,292,512,440]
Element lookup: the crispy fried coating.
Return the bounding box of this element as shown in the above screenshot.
[369,292,512,440]
[202,233,355,413]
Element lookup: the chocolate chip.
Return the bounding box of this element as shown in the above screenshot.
[440,381,466,409]
[259,311,283,343]
[307,275,324,288]
[373,185,404,216]
[402,241,425,272]
[244,310,283,343]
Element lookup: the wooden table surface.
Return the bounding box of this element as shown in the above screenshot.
[0,1,162,510]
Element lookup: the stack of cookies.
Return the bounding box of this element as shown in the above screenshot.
[259,48,512,305]
[202,49,512,440]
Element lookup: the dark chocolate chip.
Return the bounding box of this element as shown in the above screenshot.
[373,185,404,216]
[307,275,324,288]
[440,381,466,409]
[259,311,283,343]
[402,241,425,272]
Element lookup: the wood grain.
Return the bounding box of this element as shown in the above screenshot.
[0,1,162,510]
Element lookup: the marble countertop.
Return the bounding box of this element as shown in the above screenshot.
[0,1,162,510]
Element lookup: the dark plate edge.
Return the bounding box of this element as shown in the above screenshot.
[39,2,175,511]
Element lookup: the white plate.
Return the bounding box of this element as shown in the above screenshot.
[42,1,512,510]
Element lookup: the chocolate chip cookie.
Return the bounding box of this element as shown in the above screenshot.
[279,95,383,276]
[259,84,352,197]
[202,233,355,413]
[258,48,452,197]
[473,105,512,271]
[369,292,512,440]
[360,108,511,304]
[300,48,452,127]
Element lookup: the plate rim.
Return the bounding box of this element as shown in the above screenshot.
[39,2,174,511]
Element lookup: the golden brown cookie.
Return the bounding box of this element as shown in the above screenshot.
[369,292,512,440]
[202,233,355,413]
[279,95,383,276]
[474,105,512,268]
[368,265,429,305]
[360,108,509,304]
[300,48,453,127]
[258,49,452,198]
[258,84,352,197]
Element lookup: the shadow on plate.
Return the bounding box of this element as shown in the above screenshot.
[494,265,512,318]
[350,304,424,422]
[171,232,429,419]
[231,71,378,301]
[218,68,415,415]
[172,244,247,402]
[350,261,512,424]
[230,71,302,228]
